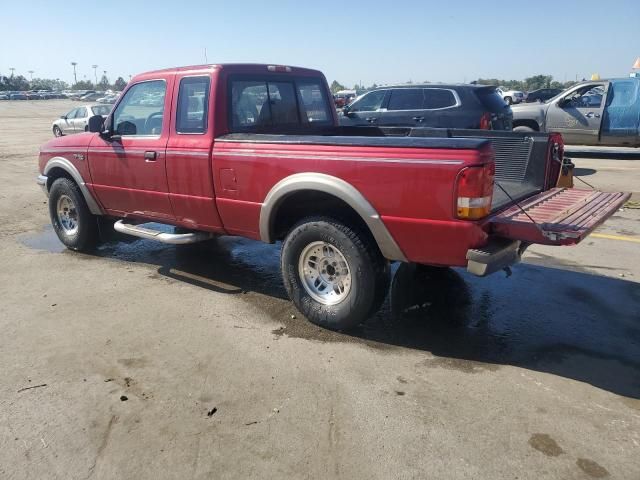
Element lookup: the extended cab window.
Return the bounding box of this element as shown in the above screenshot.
[230,76,332,131]
[112,80,166,136]
[176,76,210,133]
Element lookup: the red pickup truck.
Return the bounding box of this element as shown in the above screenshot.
[37,64,629,330]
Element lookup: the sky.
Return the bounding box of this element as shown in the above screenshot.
[1,0,638,87]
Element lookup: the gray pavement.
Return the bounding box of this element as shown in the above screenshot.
[1,101,639,479]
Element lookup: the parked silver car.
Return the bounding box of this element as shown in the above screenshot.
[52,104,112,137]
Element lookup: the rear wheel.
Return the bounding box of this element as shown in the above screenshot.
[49,178,99,251]
[53,125,63,137]
[513,125,535,133]
[281,217,390,330]
[504,96,513,105]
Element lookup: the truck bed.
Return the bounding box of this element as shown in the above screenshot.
[219,126,554,214]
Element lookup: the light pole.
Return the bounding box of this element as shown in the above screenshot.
[92,65,98,86]
[9,67,15,77]
[28,70,34,81]
[71,62,77,85]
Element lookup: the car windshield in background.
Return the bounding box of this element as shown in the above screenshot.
[91,105,111,116]
[230,76,332,131]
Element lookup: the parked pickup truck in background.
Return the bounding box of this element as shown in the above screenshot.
[37,64,630,330]
[512,78,640,146]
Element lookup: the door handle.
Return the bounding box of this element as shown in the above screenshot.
[144,151,158,162]
[584,112,600,118]
[365,117,377,123]
[412,116,425,122]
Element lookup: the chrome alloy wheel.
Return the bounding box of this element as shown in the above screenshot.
[298,241,352,305]
[56,194,79,235]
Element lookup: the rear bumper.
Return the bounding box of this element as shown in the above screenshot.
[466,238,523,276]
[37,175,48,196]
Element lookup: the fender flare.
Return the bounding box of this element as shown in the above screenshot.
[259,172,407,262]
[43,156,104,215]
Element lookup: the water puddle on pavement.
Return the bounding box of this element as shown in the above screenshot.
[19,225,66,253]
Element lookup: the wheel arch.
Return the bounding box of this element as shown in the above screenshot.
[43,157,104,215]
[512,119,540,131]
[260,173,406,262]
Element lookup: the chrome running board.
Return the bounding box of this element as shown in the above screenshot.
[114,220,213,245]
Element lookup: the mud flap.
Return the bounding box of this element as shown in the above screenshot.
[489,188,630,245]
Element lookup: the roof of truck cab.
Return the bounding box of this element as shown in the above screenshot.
[133,63,324,78]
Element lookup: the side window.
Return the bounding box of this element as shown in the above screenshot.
[422,89,457,109]
[297,80,331,123]
[387,89,423,111]
[75,107,87,118]
[176,76,210,134]
[112,80,166,136]
[564,85,604,109]
[349,90,386,112]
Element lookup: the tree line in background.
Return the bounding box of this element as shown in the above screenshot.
[0,75,128,92]
[331,75,578,94]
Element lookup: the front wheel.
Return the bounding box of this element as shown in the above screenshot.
[281,217,390,330]
[49,178,99,251]
[53,125,63,137]
[504,96,513,105]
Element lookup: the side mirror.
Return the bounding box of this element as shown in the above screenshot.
[88,114,105,133]
[60,115,67,119]
[342,106,353,117]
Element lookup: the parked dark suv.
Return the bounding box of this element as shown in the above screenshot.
[524,88,562,103]
[340,84,512,130]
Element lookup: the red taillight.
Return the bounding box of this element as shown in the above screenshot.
[479,112,491,130]
[456,162,495,220]
[549,132,564,163]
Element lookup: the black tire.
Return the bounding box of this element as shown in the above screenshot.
[48,178,99,251]
[53,125,63,137]
[281,216,390,330]
[504,96,513,105]
[513,125,535,133]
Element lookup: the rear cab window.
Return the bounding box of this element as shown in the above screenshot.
[229,75,333,132]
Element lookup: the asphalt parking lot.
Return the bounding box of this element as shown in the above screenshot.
[1,100,639,479]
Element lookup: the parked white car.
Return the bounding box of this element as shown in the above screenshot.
[496,88,525,105]
[52,104,112,137]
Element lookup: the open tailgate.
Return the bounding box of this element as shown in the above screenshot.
[489,188,630,245]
